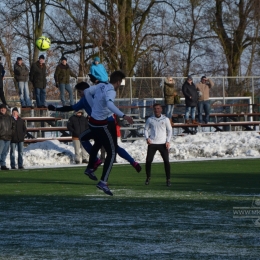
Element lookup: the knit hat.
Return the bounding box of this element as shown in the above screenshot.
[187,75,193,80]
[75,110,84,115]
[12,107,19,113]
[17,57,22,61]
[94,57,100,62]
[0,103,7,109]
[61,56,67,61]
[39,55,45,60]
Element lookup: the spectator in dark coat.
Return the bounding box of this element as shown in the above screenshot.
[67,110,89,164]
[182,75,199,124]
[0,104,15,170]
[14,57,33,108]
[29,55,47,108]
[54,56,77,106]
[10,107,27,169]
[0,57,8,107]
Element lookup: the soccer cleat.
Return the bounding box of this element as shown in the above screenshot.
[96,181,113,196]
[166,180,171,187]
[132,162,142,173]
[93,158,102,170]
[145,178,150,185]
[84,168,98,181]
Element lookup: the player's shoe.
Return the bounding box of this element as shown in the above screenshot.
[145,178,150,185]
[132,161,142,173]
[93,158,102,170]
[96,181,113,196]
[166,179,171,187]
[84,168,98,181]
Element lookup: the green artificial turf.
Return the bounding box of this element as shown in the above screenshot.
[0,159,259,197]
[1,159,260,259]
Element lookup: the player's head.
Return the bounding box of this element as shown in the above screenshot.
[109,70,126,90]
[153,103,162,117]
[75,81,90,97]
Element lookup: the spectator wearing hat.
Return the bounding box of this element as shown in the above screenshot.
[14,57,33,108]
[0,57,9,108]
[182,75,199,124]
[0,104,15,170]
[10,107,27,169]
[29,55,47,108]
[67,110,89,164]
[196,76,214,124]
[54,57,77,106]
[89,56,108,83]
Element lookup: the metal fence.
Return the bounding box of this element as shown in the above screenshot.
[2,76,260,107]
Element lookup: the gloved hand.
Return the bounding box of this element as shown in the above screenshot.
[48,104,56,111]
[56,83,59,88]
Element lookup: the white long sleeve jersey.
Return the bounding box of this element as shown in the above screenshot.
[84,83,124,120]
[144,115,172,144]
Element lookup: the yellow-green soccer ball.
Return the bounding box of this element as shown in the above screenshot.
[35,36,51,51]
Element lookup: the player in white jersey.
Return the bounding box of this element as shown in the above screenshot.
[84,70,133,196]
[144,103,172,186]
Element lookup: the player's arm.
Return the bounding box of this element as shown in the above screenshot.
[106,90,133,124]
[107,100,133,124]
[165,118,172,149]
[48,98,84,112]
[144,119,151,144]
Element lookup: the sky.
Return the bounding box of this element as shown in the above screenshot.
[5,131,260,169]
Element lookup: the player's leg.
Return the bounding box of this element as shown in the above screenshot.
[145,144,158,185]
[158,144,171,186]
[95,125,116,196]
[79,128,102,169]
[108,120,141,172]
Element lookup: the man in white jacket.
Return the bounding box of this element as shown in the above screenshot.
[144,103,172,186]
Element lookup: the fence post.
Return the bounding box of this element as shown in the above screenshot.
[130,77,133,104]
[223,77,225,104]
[252,77,254,106]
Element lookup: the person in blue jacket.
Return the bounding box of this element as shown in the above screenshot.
[89,57,108,83]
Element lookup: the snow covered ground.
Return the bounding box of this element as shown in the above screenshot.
[6,131,260,168]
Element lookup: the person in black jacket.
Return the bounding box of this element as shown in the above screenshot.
[29,55,47,108]
[182,75,199,124]
[0,104,15,170]
[67,110,89,164]
[10,107,27,169]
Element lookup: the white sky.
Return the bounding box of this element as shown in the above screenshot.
[6,131,260,169]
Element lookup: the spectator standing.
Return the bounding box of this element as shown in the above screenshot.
[0,57,8,107]
[29,55,47,108]
[89,57,108,83]
[196,76,214,124]
[182,75,199,124]
[144,103,172,186]
[0,104,14,170]
[67,110,89,164]
[164,77,177,126]
[10,107,27,169]
[54,57,77,106]
[14,57,33,108]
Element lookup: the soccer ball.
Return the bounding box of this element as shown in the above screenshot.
[35,36,51,51]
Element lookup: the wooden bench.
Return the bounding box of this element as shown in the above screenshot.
[22,116,62,123]
[172,121,260,133]
[24,136,72,143]
[27,127,68,132]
